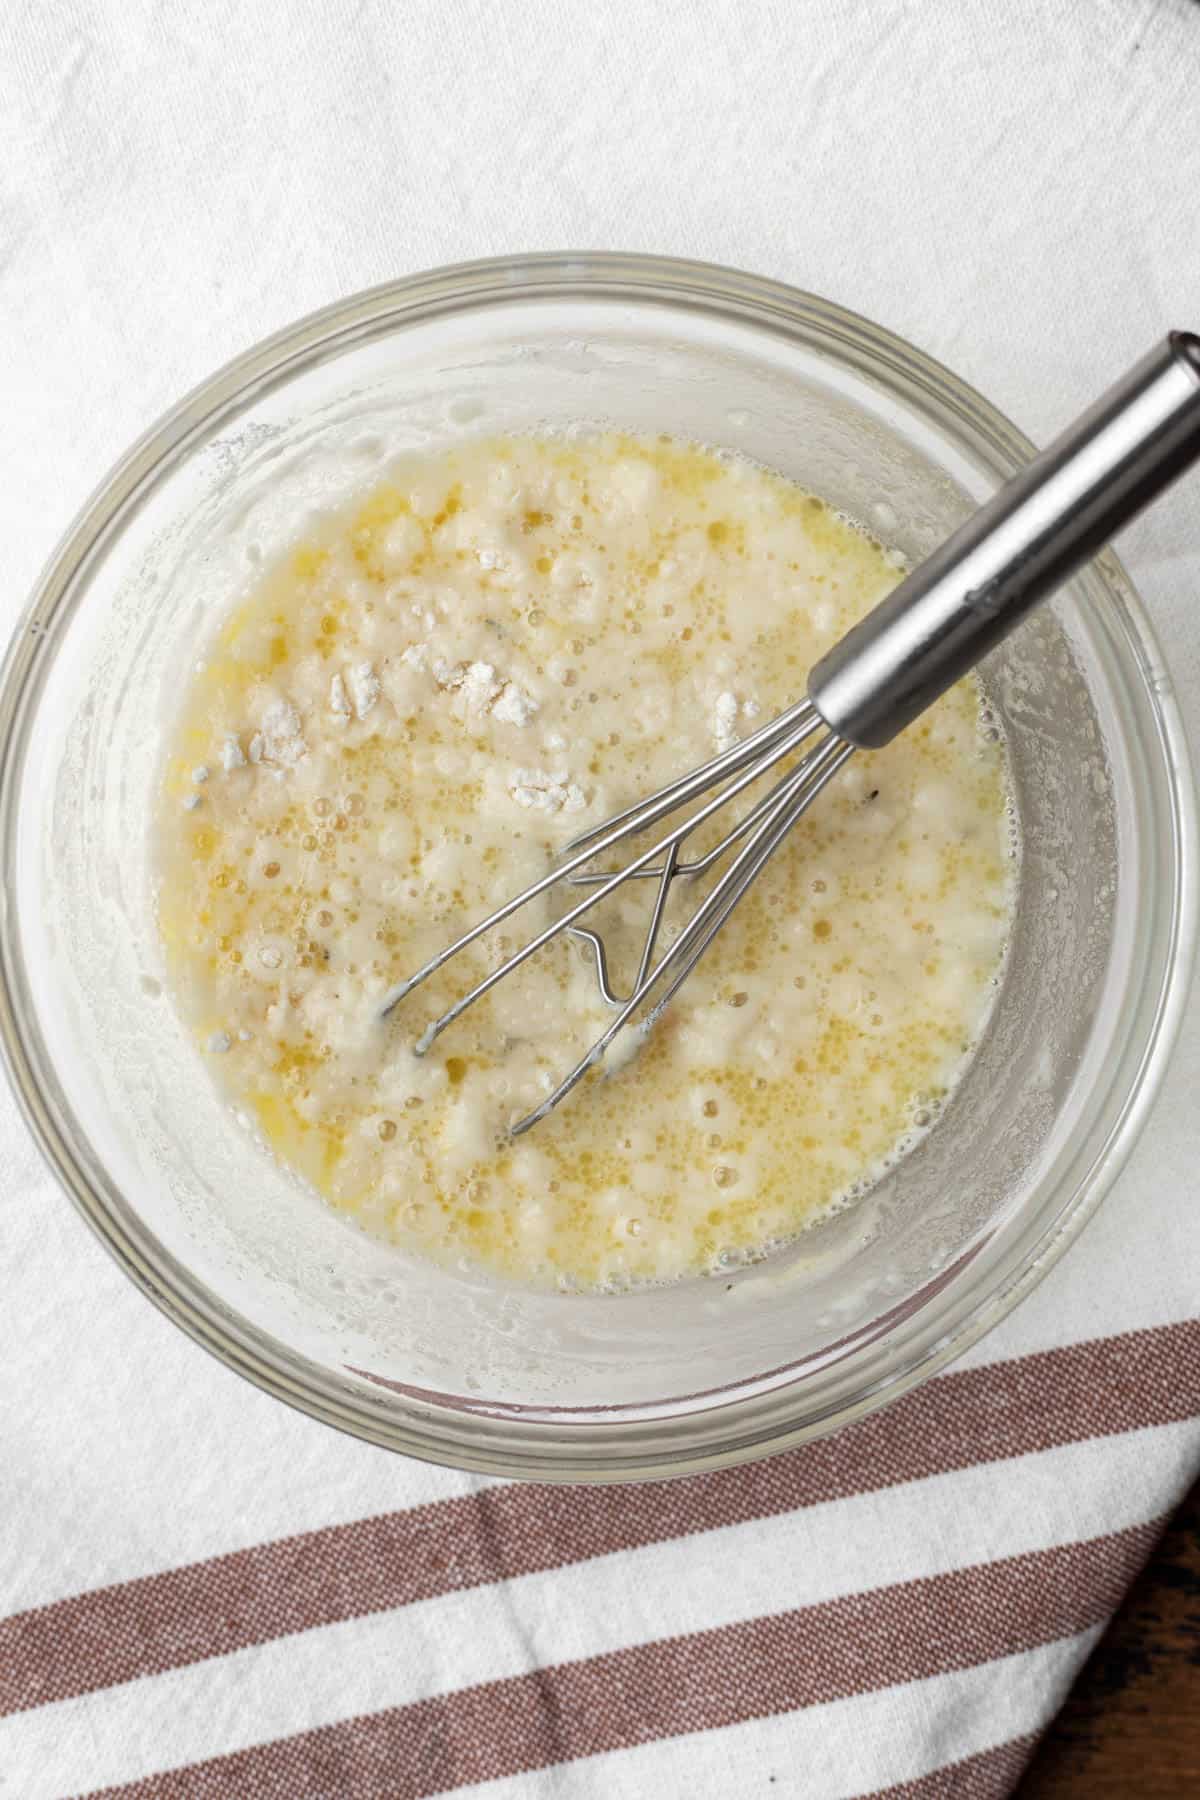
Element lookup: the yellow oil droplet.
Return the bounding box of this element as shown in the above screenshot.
[292,546,328,580]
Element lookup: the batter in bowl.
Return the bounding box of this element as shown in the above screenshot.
[157,433,1014,1289]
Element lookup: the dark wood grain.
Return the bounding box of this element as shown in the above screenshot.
[1018,1477,1200,1797]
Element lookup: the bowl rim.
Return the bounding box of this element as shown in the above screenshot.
[1,250,1195,1481]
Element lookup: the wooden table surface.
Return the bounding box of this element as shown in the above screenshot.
[1018,1476,1200,1796]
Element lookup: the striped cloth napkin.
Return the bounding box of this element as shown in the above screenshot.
[3,1289,1198,1794]
[2,2,1199,1794]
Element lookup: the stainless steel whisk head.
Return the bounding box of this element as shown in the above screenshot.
[383,698,854,1134]
[382,333,1200,1134]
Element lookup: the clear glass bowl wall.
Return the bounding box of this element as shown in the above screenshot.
[0,256,1193,1479]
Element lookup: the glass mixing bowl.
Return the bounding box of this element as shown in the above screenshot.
[0,254,1194,1481]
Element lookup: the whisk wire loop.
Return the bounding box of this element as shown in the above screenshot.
[379,696,854,1133]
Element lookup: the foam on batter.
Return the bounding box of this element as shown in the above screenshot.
[157,433,1014,1289]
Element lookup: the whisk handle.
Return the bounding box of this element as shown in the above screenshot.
[808,331,1200,749]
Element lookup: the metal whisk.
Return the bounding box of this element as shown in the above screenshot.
[383,333,1200,1134]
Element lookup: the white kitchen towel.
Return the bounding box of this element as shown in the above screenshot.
[2,2,1199,1795]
